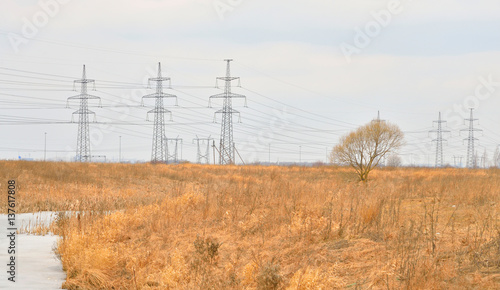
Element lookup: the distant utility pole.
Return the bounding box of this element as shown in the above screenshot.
[142,62,177,163]
[193,136,213,164]
[299,146,302,163]
[119,136,122,163]
[460,108,482,169]
[495,145,500,168]
[166,137,183,164]
[478,152,486,168]
[44,132,47,161]
[212,140,218,164]
[429,112,450,168]
[67,65,101,162]
[209,59,247,165]
[269,144,271,164]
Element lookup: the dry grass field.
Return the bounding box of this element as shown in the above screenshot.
[2,161,500,289]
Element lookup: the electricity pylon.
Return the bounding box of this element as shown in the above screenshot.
[142,62,177,163]
[429,112,450,168]
[460,108,482,169]
[453,155,463,168]
[67,65,101,162]
[166,137,182,164]
[193,136,213,164]
[373,110,386,166]
[373,110,385,123]
[209,59,247,164]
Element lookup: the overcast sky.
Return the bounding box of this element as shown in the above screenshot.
[0,0,499,166]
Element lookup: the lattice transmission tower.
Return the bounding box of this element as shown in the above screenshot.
[460,108,482,169]
[166,137,183,164]
[209,59,247,164]
[429,112,450,168]
[67,65,101,162]
[142,63,177,163]
[372,110,386,166]
[453,155,463,167]
[193,136,213,164]
[373,110,385,123]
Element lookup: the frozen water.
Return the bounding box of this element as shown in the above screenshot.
[0,212,65,289]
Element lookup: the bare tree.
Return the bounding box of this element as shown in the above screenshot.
[386,153,402,167]
[331,120,404,181]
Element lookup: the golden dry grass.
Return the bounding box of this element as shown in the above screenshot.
[2,161,500,289]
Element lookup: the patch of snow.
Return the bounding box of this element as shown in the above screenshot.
[0,213,65,289]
